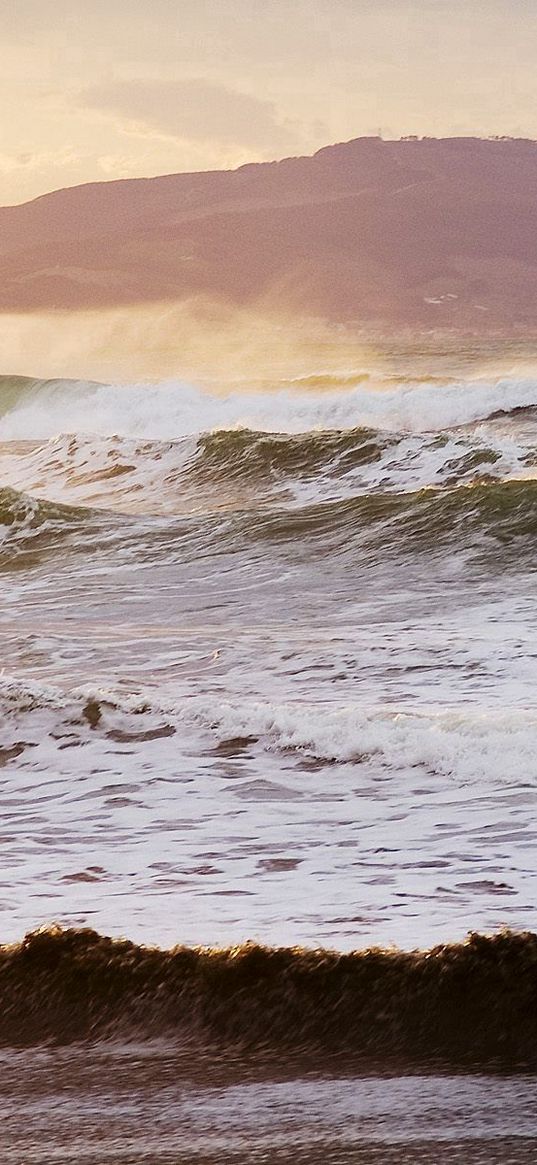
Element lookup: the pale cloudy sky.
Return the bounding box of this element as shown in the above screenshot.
[1,0,537,205]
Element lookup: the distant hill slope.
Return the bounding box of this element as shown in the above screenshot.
[2,136,537,329]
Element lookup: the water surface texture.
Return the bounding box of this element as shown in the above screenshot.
[3,1050,537,1164]
[1,367,537,948]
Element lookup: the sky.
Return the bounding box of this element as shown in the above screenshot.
[1,0,537,205]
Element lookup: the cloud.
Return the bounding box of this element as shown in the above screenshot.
[79,78,299,152]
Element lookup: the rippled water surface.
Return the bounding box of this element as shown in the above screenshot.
[3,1046,537,1163]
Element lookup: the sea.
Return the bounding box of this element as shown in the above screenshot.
[1,353,537,1160]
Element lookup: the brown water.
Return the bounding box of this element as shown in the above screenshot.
[2,1046,537,1163]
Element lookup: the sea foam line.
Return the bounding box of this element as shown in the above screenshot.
[2,678,537,784]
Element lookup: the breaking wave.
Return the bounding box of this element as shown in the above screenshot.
[185,699,537,782]
[3,372,537,531]
[1,425,515,516]
[1,925,536,1067]
[0,485,91,530]
[193,425,390,483]
[3,677,537,785]
[3,372,537,441]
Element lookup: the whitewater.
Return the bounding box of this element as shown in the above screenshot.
[1,368,537,951]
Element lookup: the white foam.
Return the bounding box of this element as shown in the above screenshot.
[1,677,537,950]
[3,374,537,441]
[181,697,537,784]
[0,432,197,515]
[3,677,537,786]
[0,402,533,518]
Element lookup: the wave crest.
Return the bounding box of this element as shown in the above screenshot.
[3,678,537,784]
[0,485,109,568]
[1,925,535,1065]
[3,372,537,441]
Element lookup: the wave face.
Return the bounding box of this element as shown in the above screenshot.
[2,926,537,1067]
[2,362,537,964]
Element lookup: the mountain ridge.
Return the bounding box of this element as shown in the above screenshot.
[2,135,537,330]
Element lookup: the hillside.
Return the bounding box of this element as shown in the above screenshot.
[2,136,537,330]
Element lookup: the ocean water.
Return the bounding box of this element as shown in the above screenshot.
[4,1046,537,1164]
[1,368,537,952]
[3,365,537,1159]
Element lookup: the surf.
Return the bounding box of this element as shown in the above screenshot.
[1,925,536,1069]
[4,371,537,441]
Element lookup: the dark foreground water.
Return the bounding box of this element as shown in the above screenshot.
[0,927,536,1162]
[3,1047,537,1164]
